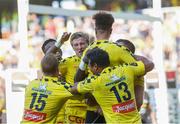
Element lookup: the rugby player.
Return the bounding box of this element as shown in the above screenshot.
[42,32,89,123]
[72,48,154,123]
[21,54,74,123]
[115,39,145,111]
[74,12,144,123]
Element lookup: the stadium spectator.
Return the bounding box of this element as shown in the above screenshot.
[140,91,157,124]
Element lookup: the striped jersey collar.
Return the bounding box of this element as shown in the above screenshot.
[42,76,58,81]
[96,39,109,42]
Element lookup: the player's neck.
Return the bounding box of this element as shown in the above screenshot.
[96,31,110,40]
[96,33,110,40]
[43,72,59,77]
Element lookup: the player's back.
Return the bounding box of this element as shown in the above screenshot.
[90,62,144,123]
[59,55,80,84]
[87,40,136,66]
[59,55,87,106]
[21,76,73,124]
[59,55,87,123]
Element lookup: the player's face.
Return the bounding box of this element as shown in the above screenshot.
[55,50,62,61]
[71,37,88,57]
[88,63,99,75]
[44,42,62,60]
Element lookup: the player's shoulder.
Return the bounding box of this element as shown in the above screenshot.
[45,77,72,89]
[30,78,41,84]
[60,55,79,63]
[89,40,109,47]
[28,78,46,88]
[58,81,72,90]
[101,66,118,75]
[118,62,139,70]
[83,75,98,84]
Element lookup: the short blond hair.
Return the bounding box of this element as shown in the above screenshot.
[70,32,89,45]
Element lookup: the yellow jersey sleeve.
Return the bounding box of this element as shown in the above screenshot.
[81,40,137,67]
[128,61,145,76]
[58,59,68,77]
[59,56,80,84]
[77,75,97,94]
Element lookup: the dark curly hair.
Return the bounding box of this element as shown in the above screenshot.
[41,39,56,53]
[92,12,114,31]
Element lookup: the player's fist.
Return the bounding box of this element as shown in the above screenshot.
[56,32,71,48]
[60,32,71,44]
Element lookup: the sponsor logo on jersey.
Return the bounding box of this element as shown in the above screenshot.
[68,115,85,124]
[112,99,136,113]
[23,109,46,122]
[32,82,52,95]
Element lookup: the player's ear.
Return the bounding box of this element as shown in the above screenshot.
[110,28,112,34]
[94,63,99,71]
[107,28,112,34]
[95,28,97,35]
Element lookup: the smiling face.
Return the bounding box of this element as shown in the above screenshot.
[71,37,89,57]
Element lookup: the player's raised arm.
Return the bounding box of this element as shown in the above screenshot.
[46,32,71,54]
[74,50,89,82]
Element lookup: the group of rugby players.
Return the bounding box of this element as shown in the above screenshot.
[21,11,154,124]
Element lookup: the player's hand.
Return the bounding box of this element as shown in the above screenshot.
[57,32,71,45]
[84,93,98,106]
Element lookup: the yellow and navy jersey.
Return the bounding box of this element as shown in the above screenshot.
[83,39,144,87]
[21,76,73,124]
[59,55,80,85]
[77,61,145,123]
[59,55,87,107]
[82,40,136,66]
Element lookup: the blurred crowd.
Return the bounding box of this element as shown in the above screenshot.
[0,6,179,124]
[0,12,179,74]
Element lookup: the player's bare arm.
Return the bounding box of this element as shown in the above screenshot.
[74,50,89,82]
[135,85,144,111]
[74,69,88,82]
[46,32,71,55]
[134,55,154,74]
[70,83,79,94]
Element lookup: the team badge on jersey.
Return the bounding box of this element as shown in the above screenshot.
[39,82,48,91]
[32,82,52,95]
[110,75,119,81]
